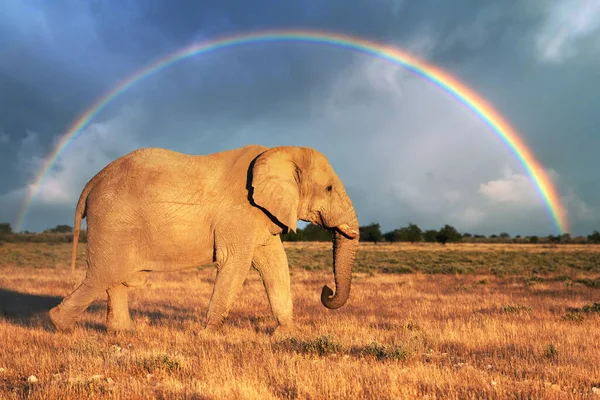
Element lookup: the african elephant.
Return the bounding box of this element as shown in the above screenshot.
[48,144,360,334]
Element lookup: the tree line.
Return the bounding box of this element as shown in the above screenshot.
[284,222,600,245]
[1,221,600,245]
[0,223,86,244]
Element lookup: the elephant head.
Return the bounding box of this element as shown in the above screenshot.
[249,146,359,310]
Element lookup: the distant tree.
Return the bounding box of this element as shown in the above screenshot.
[529,235,539,244]
[490,234,498,239]
[423,230,438,243]
[462,232,473,238]
[45,225,73,234]
[0,222,12,234]
[383,229,402,243]
[79,229,88,243]
[281,223,330,242]
[499,232,510,238]
[515,235,521,239]
[436,225,462,245]
[404,223,423,243]
[560,233,571,243]
[281,229,301,242]
[588,230,600,244]
[547,234,561,243]
[359,223,382,244]
[302,223,331,242]
[474,234,486,239]
[387,224,422,243]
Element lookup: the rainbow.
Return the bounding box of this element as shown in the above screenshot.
[15,29,569,234]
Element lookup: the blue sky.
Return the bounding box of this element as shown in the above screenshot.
[0,0,598,236]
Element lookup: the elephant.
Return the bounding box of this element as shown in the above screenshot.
[48,144,360,334]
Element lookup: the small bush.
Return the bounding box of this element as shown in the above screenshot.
[138,354,181,373]
[381,266,413,274]
[562,302,600,321]
[575,278,600,289]
[524,276,544,286]
[566,302,600,315]
[274,335,343,357]
[301,264,327,271]
[581,303,600,313]
[352,342,409,361]
[501,304,532,314]
[543,344,558,361]
[550,275,571,282]
[273,336,409,362]
[561,312,584,322]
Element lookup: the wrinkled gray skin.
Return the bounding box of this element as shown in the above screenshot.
[49,145,360,334]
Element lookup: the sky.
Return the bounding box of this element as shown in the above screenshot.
[0,0,599,236]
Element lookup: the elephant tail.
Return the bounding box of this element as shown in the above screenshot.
[70,178,95,287]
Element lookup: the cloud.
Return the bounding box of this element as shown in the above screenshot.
[425,1,600,66]
[478,167,542,205]
[307,50,510,231]
[306,41,593,235]
[535,0,600,63]
[0,132,8,144]
[478,167,597,234]
[0,105,147,229]
[438,2,510,52]
[34,106,148,204]
[451,207,486,226]
[444,190,463,204]
[13,131,45,180]
[562,187,596,223]
[0,7,596,237]
[390,0,405,15]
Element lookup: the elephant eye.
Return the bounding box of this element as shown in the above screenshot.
[326,185,333,192]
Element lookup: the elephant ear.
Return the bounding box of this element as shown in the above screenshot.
[251,147,301,233]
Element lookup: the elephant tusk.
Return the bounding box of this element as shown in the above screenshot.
[337,223,358,239]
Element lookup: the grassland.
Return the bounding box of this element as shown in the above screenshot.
[0,242,599,399]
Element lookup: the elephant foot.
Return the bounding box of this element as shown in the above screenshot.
[271,323,297,339]
[48,280,102,332]
[196,324,221,339]
[106,284,135,333]
[49,305,76,332]
[107,318,136,334]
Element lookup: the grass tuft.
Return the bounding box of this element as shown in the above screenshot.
[501,304,533,314]
[273,335,343,357]
[351,341,409,361]
[138,354,182,373]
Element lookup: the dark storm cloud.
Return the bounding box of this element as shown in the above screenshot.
[0,0,598,235]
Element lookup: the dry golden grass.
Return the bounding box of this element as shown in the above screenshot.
[1,242,599,399]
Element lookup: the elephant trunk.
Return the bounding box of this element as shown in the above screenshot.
[321,211,359,310]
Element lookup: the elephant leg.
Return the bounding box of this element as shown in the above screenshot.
[106,284,134,332]
[204,245,253,332]
[49,278,105,331]
[252,237,294,331]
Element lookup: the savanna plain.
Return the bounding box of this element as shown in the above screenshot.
[1,241,599,399]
